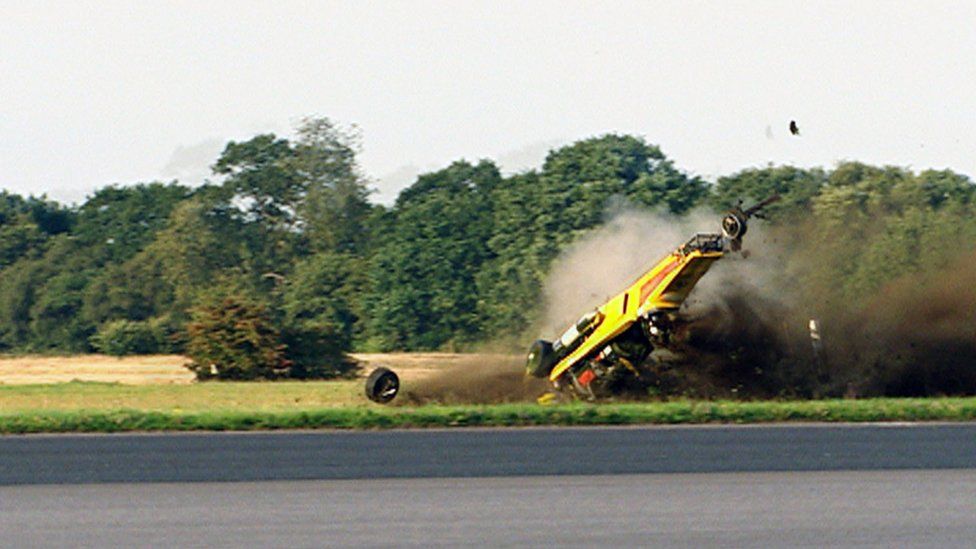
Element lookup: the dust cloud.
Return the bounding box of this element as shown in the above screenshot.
[823,252,976,396]
[652,222,976,398]
[397,355,547,405]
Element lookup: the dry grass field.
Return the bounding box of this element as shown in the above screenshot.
[0,355,194,385]
[0,353,516,386]
[0,353,521,412]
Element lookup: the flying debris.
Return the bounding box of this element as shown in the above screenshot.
[789,120,800,136]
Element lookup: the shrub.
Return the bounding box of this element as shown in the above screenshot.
[90,319,167,356]
[185,293,289,380]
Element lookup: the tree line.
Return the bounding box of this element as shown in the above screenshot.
[1,117,974,385]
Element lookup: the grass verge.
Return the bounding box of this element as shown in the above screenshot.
[2,397,976,434]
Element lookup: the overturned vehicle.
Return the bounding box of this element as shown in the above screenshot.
[526,197,779,401]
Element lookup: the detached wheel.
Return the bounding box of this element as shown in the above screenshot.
[365,367,400,404]
[526,339,555,378]
[721,211,748,240]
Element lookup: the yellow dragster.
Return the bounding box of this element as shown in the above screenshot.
[526,197,778,400]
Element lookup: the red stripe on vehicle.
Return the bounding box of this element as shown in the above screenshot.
[639,259,680,304]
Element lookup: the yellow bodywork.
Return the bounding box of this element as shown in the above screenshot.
[548,247,724,381]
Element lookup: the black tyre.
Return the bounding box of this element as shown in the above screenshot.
[365,367,400,404]
[525,339,555,378]
[721,211,748,240]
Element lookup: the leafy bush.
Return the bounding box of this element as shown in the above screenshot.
[185,293,289,380]
[90,319,168,356]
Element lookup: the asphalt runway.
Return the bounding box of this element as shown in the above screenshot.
[2,423,976,484]
[3,424,976,547]
[3,471,975,547]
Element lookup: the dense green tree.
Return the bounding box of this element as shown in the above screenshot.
[0,191,73,234]
[711,165,826,220]
[791,165,976,311]
[0,193,72,268]
[143,198,241,313]
[904,169,974,209]
[80,252,174,329]
[473,171,554,340]
[367,160,499,350]
[0,218,46,269]
[210,117,374,283]
[539,135,707,235]
[278,251,364,378]
[281,252,364,351]
[0,234,94,350]
[0,259,44,349]
[74,183,192,265]
[28,270,92,351]
[290,117,375,255]
[827,161,884,188]
[212,135,301,229]
[211,134,304,280]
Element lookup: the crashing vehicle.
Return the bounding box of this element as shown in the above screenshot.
[526,197,779,401]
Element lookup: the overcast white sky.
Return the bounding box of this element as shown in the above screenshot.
[2,1,975,205]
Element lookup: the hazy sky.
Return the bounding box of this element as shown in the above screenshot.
[3,1,975,205]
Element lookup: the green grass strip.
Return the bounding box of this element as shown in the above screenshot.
[2,397,976,434]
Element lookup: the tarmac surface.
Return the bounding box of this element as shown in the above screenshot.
[2,423,976,484]
[2,424,976,546]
